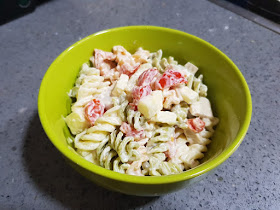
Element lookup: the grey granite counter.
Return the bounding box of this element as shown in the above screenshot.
[0,0,279,209]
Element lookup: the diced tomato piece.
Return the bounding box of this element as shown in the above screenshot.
[132,85,152,101]
[94,49,116,69]
[151,76,162,90]
[85,99,105,125]
[137,68,159,86]
[156,68,187,89]
[120,122,144,139]
[130,85,152,109]
[187,118,205,133]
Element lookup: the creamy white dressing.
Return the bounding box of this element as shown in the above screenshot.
[65,46,218,176]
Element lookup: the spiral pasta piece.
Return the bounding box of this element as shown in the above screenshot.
[171,102,189,122]
[71,63,110,102]
[148,153,182,176]
[126,108,145,130]
[95,138,117,170]
[65,64,112,135]
[109,130,140,162]
[113,157,131,174]
[181,144,207,169]
[149,49,178,73]
[74,100,128,150]
[147,126,175,154]
[158,161,183,175]
[187,74,208,97]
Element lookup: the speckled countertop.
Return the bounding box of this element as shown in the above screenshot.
[0,0,279,209]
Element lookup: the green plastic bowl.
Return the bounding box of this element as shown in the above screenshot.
[38,26,252,196]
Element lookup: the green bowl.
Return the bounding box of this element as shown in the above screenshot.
[38,26,252,196]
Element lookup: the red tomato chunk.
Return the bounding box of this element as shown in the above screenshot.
[132,85,152,101]
[85,99,105,125]
[138,68,159,86]
[157,68,187,89]
[187,118,205,133]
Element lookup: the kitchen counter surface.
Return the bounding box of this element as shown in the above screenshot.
[0,0,279,209]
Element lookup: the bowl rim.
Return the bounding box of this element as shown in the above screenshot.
[38,25,252,184]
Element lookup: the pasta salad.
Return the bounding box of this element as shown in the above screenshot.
[65,46,219,176]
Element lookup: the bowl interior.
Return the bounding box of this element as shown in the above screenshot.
[38,26,251,184]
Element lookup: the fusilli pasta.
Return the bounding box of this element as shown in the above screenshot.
[65,46,219,176]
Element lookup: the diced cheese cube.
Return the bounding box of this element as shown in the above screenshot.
[189,97,213,118]
[151,111,177,125]
[178,86,199,104]
[112,74,129,96]
[138,90,163,119]
[185,62,198,75]
[65,112,90,135]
